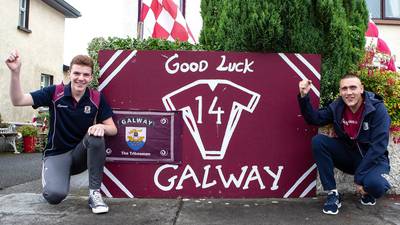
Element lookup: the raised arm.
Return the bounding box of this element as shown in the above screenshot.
[299,79,312,97]
[5,50,34,106]
[297,79,333,126]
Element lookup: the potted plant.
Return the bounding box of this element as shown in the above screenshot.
[17,125,38,153]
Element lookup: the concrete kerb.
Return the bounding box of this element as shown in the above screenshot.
[0,192,400,225]
[0,193,180,225]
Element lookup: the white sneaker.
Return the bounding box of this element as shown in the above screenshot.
[88,190,109,214]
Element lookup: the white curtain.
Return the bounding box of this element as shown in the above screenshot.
[386,0,400,18]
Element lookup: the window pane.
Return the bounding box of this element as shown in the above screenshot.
[45,76,49,87]
[41,74,53,89]
[385,0,400,18]
[20,0,26,9]
[19,12,25,27]
[19,0,27,28]
[366,0,382,19]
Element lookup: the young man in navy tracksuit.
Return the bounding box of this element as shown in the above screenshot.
[297,74,391,215]
[5,50,117,214]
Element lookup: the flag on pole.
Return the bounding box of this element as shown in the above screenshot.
[140,0,196,44]
[365,20,396,71]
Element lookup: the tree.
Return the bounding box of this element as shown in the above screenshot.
[199,0,224,49]
[200,0,368,105]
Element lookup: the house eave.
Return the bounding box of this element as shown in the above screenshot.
[42,0,81,18]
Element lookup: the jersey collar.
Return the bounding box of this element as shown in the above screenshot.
[64,82,90,99]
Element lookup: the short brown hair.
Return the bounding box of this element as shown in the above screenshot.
[340,73,362,82]
[69,55,94,73]
[339,73,363,85]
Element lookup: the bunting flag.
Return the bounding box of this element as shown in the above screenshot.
[140,0,196,44]
[365,20,396,71]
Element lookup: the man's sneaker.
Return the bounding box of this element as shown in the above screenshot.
[322,191,342,215]
[361,194,376,206]
[88,190,109,214]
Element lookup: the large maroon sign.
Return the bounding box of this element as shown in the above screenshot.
[98,50,321,198]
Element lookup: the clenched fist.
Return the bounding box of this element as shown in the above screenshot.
[299,80,312,97]
[5,50,21,73]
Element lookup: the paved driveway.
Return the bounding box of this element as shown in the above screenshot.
[0,152,42,190]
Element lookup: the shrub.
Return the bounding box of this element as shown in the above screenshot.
[36,111,50,133]
[17,125,38,137]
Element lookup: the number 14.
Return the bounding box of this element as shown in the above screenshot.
[195,96,225,124]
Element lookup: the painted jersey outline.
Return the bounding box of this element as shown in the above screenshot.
[162,79,260,160]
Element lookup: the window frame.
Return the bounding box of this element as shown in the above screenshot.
[368,0,400,25]
[40,73,54,89]
[18,0,31,33]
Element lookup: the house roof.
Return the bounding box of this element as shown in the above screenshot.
[42,0,81,18]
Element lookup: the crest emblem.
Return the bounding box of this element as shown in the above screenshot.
[125,127,147,151]
[363,122,369,131]
[84,106,91,114]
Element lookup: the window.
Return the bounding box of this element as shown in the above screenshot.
[366,0,400,22]
[40,74,53,89]
[385,0,400,18]
[18,0,31,32]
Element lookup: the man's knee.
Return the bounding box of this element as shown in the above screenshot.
[311,134,327,153]
[364,177,390,198]
[42,188,68,205]
[86,135,105,149]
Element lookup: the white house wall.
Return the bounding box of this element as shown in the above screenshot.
[0,0,66,122]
